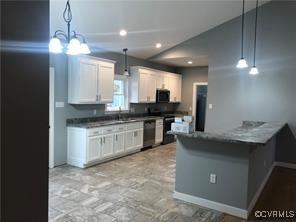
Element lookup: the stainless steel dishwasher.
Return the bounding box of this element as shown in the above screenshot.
[143,119,156,148]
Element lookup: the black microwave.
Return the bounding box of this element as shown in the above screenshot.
[156,89,170,103]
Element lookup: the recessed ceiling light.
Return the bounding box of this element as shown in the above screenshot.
[119,29,127,36]
[156,43,162,48]
[187,61,193,64]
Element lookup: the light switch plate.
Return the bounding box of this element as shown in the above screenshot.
[209,104,213,110]
[55,102,64,108]
[210,174,217,184]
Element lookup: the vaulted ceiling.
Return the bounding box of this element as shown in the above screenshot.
[50,0,269,61]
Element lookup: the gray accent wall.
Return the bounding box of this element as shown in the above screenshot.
[153,0,296,164]
[50,52,177,166]
[175,66,208,113]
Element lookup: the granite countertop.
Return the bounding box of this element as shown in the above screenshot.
[67,116,164,129]
[169,121,286,146]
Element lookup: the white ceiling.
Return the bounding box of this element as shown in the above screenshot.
[50,0,268,62]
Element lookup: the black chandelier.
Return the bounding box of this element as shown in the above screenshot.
[49,0,90,55]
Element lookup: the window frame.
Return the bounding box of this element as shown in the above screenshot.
[105,74,130,113]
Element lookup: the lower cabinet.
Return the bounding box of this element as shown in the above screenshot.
[101,134,114,158]
[155,119,163,144]
[125,129,144,152]
[86,136,101,163]
[114,132,125,154]
[67,121,144,168]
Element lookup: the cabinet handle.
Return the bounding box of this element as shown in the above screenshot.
[103,137,105,143]
[96,95,98,101]
[100,138,102,144]
[99,95,101,101]
[116,134,118,141]
[134,131,137,137]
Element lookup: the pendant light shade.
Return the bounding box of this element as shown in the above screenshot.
[249,0,259,75]
[249,67,259,75]
[80,41,91,54]
[236,58,248,69]
[237,0,248,69]
[49,37,63,53]
[66,37,81,55]
[123,48,129,76]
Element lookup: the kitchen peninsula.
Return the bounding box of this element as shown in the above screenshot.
[170,121,286,219]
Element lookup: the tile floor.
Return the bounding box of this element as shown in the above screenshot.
[49,143,222,222]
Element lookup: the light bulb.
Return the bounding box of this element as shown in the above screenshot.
[66,37,81,55]
[49,37,63,53]
[236,58,248,69]
[249,66,259,75]
[80,42,91,54]
[156,43,162,48]
[119,30,127,36]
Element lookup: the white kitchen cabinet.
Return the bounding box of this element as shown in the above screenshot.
[67,121,144,168]
[130,67,157,103]
[125,129,144,151]
[87,136,101,162]
[114,132,125,154]
[97,62,114,103]
[130,66,182,103]
[155,119,163,144]
[101,134,114,158]
[156,74,170,90]
[68,56,115,104]
[169,74,182,103]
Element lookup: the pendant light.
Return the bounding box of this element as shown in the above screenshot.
[249,0,259,75]
[49,0,90,55]
[123,48,129,76]
[236,0,248,69]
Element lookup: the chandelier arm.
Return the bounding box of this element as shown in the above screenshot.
[75,33,86,42]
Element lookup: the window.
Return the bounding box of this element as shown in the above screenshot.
[106,75,129,112]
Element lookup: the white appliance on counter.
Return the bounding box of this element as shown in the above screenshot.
[171,116,194,134]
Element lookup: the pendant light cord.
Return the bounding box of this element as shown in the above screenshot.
[253,0,259,66]
[123,48,128,71]
[241,0,245,59]
[63,0,72,42]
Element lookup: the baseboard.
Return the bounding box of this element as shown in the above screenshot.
[275,161,296,169]
[173,191,248,219]
[247,162,275,215]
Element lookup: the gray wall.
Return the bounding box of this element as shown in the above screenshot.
[51,52,177,166]
[153,0,296,164]
[176,138,250,209]
[176,66,208,113]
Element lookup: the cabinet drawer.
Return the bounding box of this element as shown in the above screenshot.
[115,124,127,132]
[126,121,143,130]
[101,125,115,134]
[87,128,102,137]
[156,119,163,126]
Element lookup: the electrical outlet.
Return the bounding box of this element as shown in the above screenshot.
[210,174,217,184]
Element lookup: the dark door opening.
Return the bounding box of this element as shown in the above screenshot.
[195,85,207,132]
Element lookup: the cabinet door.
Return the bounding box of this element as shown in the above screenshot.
[133,129,143,149]
[169,76,178,102]
[156,75,164,89]
[86,136,101,163]
[139,72,149,102]
[101,134,114,158]
[155,125,163,144]
[176,76,182,102]
[79,60,98,103]
[98,62,114,103]
[125,130,135,151]
[148,74,157,103]
[163,75,170,90]
[114,132,125,154]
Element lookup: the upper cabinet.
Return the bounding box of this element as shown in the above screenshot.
[68,56,115,104]
[130,67,157,103]
[130,66,182,103]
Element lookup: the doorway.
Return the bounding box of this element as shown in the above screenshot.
[49,67,55,168]
[192,82,208,132]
